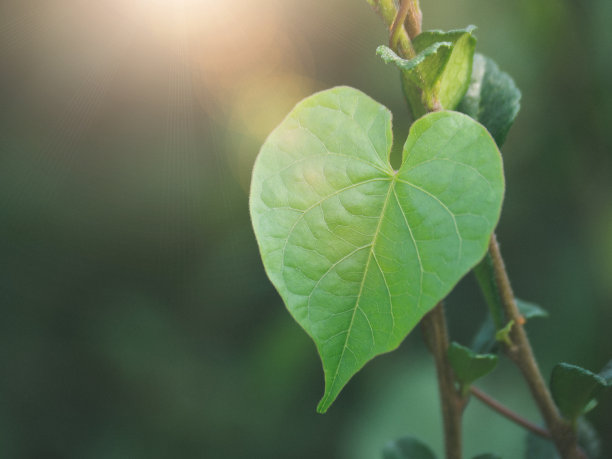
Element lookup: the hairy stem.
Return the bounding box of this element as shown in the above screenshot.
[371,0,416,59]
[404,0,422,39]
[470,386,551,439]
[389,0,412,54]
[421,303,465,459]
[489,234,582,458]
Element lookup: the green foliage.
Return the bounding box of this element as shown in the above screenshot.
[382,436,436,459]
[550,363,607,422]
[447,342,498,391]
[515,299,549,320]
[526,418,602,459]
[494,319,514,346]
[377,42,452,74]
[460,53,522,352]
[377,27,476,117]
[471,298,547,354]
[473,252,504,330]
[470,317,498,355]
[525,434,557,459]
[458,54,521,146]
[250,86,504,412]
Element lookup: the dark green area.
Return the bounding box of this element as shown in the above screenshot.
[458,53,521,146]
[382,436,437,459]
[550,363,607,421]
[526,419,602,459]
[1,0,611,458]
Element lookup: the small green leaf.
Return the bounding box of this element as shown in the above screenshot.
[250,86,505,412]
[448,342,498,389]
[382,436,437,459]
[516,298,549,320]
[470,297,547,354]
[550,363,607,421]
[378,27,476,117]
[495,320,514,346]
[458,53,521,147]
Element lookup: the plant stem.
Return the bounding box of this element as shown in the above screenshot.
[389,0,412,54]
[488,234,582,459]
[470,386,551,439]
[404,0,422,39]
[387,3,464,456]
[421,303,465,459]
[387,0,417,58]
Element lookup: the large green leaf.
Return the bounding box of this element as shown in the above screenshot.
[382,436,437,459]
[250,86,504,412]
[458,53,521,146]
[550,363,607,422]
[378,27,476,117]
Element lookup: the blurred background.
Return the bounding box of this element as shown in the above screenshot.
[1,0,610,457]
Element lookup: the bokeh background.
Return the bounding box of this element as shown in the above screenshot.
[1,0,611,457]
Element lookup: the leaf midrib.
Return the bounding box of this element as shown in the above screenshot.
[320,174,398,409]
[320,166,468,408]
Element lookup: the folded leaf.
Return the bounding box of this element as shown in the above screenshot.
[378,27,476,117]
[250,86,504,412]
[458,53,521,146]
[377,42,452,75]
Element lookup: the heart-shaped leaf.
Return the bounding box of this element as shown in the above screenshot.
[250,86,504,412]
